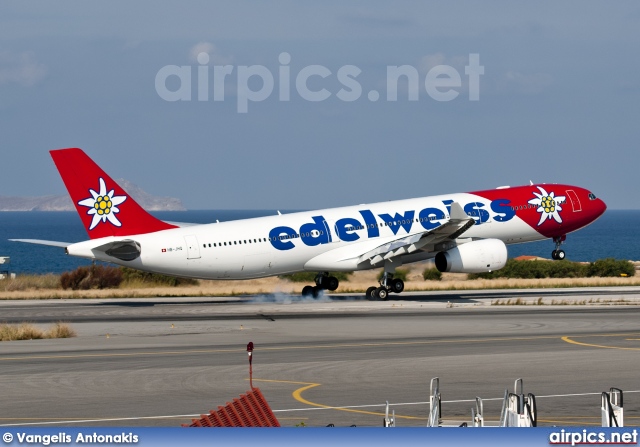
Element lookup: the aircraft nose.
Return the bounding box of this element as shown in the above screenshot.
[597,198,607,216]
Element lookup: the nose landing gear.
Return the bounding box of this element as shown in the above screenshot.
[551,235,566,260]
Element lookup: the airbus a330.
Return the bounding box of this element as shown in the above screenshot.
[12,148,607,300]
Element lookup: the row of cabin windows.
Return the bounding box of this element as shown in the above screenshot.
[200,216,447,249]
[203,238,268,248]
[202,232,327,248]
[512,204,536,211]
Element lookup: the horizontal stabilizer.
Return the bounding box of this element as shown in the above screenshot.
[162,221,199,227]
[9,239,70,248]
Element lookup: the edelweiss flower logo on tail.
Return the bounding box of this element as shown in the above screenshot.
[528,186,566,226]
[77,178,127,230]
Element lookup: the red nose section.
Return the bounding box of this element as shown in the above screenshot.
[543,187,607,238]
[473,184,606,239]
[50,148,178,239]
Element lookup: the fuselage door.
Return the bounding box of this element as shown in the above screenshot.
[325,220,339,243]
[184,235,201,259]
[565,190,582,212]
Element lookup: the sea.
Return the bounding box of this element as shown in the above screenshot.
[0,210,639,274]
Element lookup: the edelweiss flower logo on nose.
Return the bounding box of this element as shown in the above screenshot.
[77,178,127,230]
[528,186,566,226]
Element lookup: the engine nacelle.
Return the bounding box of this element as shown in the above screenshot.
[435,239,508,273]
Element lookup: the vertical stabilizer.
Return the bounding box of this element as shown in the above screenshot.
[50,148,177,239]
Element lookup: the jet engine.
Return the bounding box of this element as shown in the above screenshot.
[435,239,508,273]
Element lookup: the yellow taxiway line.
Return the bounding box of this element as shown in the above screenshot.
[251,379,425,420]
[562,335,640,351]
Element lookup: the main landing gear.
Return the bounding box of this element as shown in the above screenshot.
[366,271,404,301]
[301,272,340,298]
[551,235,566,260]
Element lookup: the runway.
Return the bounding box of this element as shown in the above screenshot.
[1,287,639,427]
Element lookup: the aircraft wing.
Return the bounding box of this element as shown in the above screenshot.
[305,202,475,271]
[356,201,475,266]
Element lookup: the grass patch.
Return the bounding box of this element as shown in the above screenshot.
[120,267,199,287]
[46,322,77,338]
[492,298,526,305]
[0,274,60,291]
[492,297,632,306]
[0,322,76,341]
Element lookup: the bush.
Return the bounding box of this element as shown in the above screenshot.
[279,271,352,282]
[547,261,590,279]
[468,259,588,280]
[45,322,76,339]
[587,258,635,277]
[60,265,123,290]
[377,268,409,282]
[468,258,635,280]
[422,268,442,281]
[120,267,199,287]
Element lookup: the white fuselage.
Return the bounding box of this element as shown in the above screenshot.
[66,192,542,280]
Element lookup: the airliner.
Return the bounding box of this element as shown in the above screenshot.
[12,148,607,300]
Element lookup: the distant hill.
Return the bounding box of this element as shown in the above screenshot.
[0,179,186,211]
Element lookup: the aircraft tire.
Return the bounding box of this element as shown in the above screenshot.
[366,286,377,300]
[556,250,566,260]
[326,276,339,291]
[302,285,314,297]
[376,287,388,301]
[390,279,404,294]
[551,250,557,260]
[311,286,321,299]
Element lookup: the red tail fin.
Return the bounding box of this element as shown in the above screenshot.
[50,148,177,239]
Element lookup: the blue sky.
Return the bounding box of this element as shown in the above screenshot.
[1,1,639,210]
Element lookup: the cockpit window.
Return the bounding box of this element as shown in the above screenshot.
[588,193,597,200]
